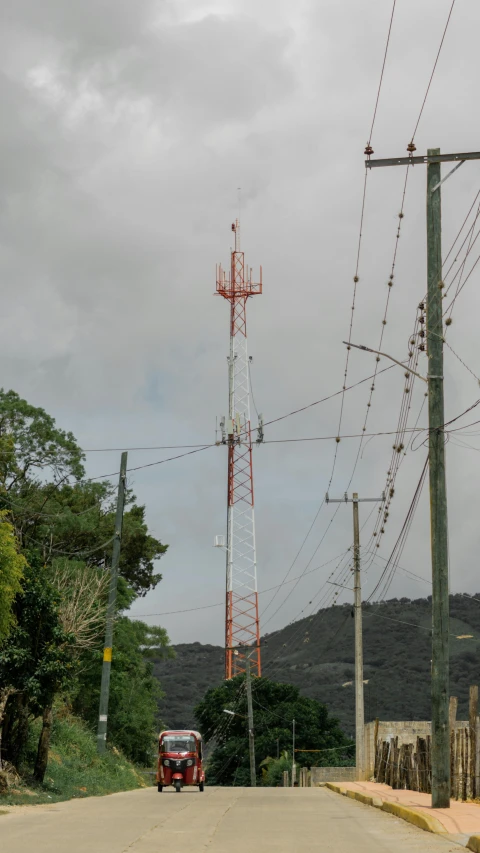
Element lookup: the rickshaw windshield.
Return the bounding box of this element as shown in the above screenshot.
[161,736,196,754]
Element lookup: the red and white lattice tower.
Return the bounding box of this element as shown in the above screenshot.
[216,220,262,679]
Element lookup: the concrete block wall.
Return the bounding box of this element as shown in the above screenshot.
[310,766,357,786]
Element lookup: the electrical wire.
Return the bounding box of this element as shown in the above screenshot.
[256,365,397,434]
[261,529,348,630]
[130,551,349,619]
[264,11,402,612]
[409,0,457,144]
[260,555,354,682]
[444,251,480,319]
[366,0,398,147]
[82,444,215,483]
[443,188,480,269]
[260,505,344,624]
[81,444,218,452]
[356,0,459,573]
[367,455,429,603]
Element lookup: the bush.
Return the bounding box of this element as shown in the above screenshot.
[1,710,147,805]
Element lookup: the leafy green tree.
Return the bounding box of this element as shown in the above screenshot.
[194,677,354,786]
[22,481,168,595]
[0,512,26,642]
[0,388,84,490]
[0,556,75,773]
[0,389,167,595]
[0,388,172,782]
[73,617,173,765]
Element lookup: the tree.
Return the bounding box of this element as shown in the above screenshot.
[260,752,292,787]
[73,617,173,765]
[194,677,354,786]
[0,389,172,781]
[0,389,167,595]
[0,388,85,491]
[0,512,26,643]
[0,556,75,777]
[50,559,109,651]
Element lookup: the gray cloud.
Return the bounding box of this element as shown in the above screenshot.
[0,0,479,644]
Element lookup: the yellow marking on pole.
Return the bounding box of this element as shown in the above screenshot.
[103,647,112,662]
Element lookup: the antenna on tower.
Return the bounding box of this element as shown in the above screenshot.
[215,221,263,679]
[256,414,264,444]
[219,416,227,445]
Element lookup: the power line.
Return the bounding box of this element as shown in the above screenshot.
[444,251,480,318]
[81,444,220,452]
[409,0,457,143]
[83,444,215,482]
[443,188,480,269]
[364,609,478,640]
[260,556,353,682]
[366,0,398,146]
[258,364,396,433]
[130,551,349,619]
[367,456,429,603]
[277,16,402,604]
[260,506,345,628]
[80,363,398,457]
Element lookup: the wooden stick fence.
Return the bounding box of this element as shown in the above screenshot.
[373,689,480,801]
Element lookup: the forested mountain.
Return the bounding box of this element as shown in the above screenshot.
[154,593,480,736]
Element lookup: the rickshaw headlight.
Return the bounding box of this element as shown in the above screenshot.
[163,759,170,766]
[186,759,193,766]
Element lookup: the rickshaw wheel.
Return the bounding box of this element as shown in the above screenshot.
[157,784,163,793]
[174,780,182,793]
[199,782,204,792]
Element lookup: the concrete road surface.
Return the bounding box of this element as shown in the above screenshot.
[0,786,464,852]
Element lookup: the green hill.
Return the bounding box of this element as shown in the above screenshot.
[153,593,480,736]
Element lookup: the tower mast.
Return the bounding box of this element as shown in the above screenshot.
[216,220,262,679]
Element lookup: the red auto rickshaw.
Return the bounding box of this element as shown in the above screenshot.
[156,730,205,793]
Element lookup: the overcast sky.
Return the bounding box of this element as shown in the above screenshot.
[2,0,480,645]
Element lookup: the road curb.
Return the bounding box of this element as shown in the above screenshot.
[325,783,447,835]
[381,800,447,835]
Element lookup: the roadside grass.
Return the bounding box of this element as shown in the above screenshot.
[0,712,153,806]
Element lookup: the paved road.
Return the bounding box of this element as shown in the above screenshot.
[0,786,464,852]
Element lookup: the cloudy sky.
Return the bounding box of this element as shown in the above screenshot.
[2,0,480,645]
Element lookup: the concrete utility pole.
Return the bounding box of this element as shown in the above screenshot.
[326,491,383,780]
[245,648,256,787]
[292,719,296,787]
[426,150,450,808]
[97,452,128,754]
[365,146,480,807]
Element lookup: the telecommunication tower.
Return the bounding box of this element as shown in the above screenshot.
[216,220,263,679]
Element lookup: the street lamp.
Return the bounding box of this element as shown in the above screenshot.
[343,340,427,383]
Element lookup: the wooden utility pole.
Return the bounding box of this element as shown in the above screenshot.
[245,648,256,787]
[97,452,128,754]
[326,491,383,780]
[364,146,480,807]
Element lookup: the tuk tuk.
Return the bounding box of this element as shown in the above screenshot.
[156,730,205,793]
